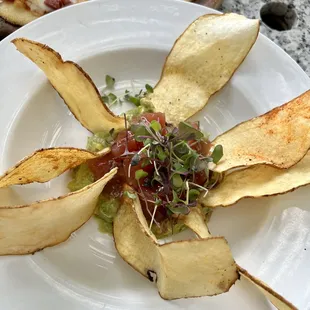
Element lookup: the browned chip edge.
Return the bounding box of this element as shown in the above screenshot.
[201,167,310,208]
[113,188,238,300]
[11,38,124,131]
[151,13,259,121]
[0,165,114,210]
[237,265,297,310]
[0,168,117,254]
[213,89,310,172]
[0,147,98,187]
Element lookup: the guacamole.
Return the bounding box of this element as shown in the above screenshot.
[94,194,120,235]
[123,101,155,121]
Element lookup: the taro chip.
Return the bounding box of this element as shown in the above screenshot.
[12,38,125,133]
[201,151,310,208]
[142,13,259,124]
[0,147,117,255]
[113,188,238,300]
[213,90,310,173]
[0,147,103,187]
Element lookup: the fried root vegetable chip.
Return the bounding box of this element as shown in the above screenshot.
[182,206,211,236]
[238,267,297,310]
[0,166,117,255]
[201,151,310,208]
[12,38,125,133]
[213,90,310,173]
[113,189,238,300]
[0,147,106,187]
[184,210,297,309]
[141,13,259,124]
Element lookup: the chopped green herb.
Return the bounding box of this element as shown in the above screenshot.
[102,92,119,106]
[178,122,204,141]
[123,84,154,107]
[145,84,154,93]
[105,75,115,88]
[125,102,155,122]
[124,191,137,199]
[125,94,141,106]
[87,130,116,152]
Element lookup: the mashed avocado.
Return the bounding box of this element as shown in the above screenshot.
[152,207,213,239]
[94,195,120,235]
[124,101,155,122]
[68,163,210,238]
[152,219,187,239]
[68,163,120,234]
[86,130,116,152]
[86,102,154,152]
[67,163,94,192]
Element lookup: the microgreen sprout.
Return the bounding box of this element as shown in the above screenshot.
[102,115,222,223]
[102,93,120,106]
[126,119,222,218]
[101,75,122,106]
[124,191,137,199]
[102,78,154,108]
[211,144,223,164]
[128,144,150,178]
[149,204,158,229]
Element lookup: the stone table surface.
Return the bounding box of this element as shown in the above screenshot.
[219,0,310,76]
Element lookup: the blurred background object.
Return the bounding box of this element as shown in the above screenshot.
[0,0,222,40]
[0,0,309,76]
[0,0,85,35]
[0,16,18,40]
[188,0,223,9]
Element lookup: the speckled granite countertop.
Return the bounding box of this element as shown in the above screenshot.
[220,0,310,76]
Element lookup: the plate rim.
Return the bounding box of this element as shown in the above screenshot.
[0,0,310,309]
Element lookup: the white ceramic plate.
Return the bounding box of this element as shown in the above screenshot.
[1,0,310,309]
